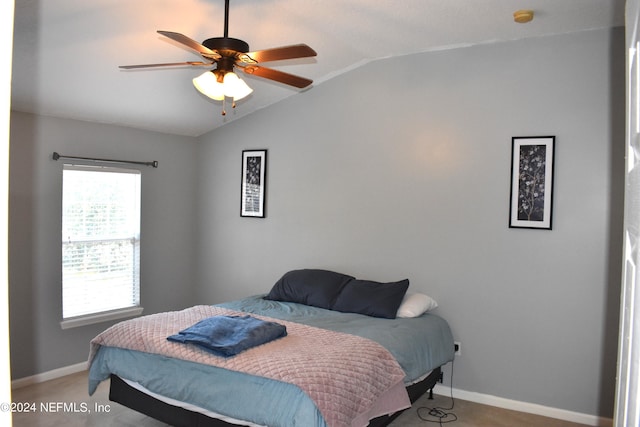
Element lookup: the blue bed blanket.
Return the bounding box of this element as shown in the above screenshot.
[88,295,454,427]
[167,315,287,357]
[220,295,455,383]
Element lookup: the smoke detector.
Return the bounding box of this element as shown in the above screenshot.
[513,10,534,23]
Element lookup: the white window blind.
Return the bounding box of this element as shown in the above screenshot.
[62,164,141,320]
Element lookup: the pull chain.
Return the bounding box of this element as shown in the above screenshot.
[220,98,239,116]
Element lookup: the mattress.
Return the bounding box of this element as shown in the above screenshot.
[122,377,266,427]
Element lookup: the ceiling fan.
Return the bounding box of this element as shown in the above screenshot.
[120,0,317,114]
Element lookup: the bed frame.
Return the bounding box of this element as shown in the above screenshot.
[108,367,443,427]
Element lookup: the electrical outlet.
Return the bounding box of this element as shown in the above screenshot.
[454,341,461,356]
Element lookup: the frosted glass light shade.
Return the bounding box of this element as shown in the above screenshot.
[222,72,253,100]
[193,71,253,101]
[192,72,225,101]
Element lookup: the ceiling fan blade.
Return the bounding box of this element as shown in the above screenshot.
[242,44,317,63]
[119,61,211,69]
[242,65,313,89]
[157,30,220,59]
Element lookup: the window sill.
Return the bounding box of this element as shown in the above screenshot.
[60,306,144,330]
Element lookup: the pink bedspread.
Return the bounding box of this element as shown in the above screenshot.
[89,305,410,427]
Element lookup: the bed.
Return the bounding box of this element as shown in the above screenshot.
[88,269,455,427]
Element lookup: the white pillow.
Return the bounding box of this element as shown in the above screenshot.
[396,293,438,318]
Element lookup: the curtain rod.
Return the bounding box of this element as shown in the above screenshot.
[52,152,158,168]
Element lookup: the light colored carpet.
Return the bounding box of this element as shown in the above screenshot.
[389,391,589,427]
[10,371,589,427]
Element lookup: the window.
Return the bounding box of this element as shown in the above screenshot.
[61,164,142,328]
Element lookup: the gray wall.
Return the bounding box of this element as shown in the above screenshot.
[8,112,199,378]
[195,28,625,418]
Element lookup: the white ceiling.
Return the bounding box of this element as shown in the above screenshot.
[11,0,625,137]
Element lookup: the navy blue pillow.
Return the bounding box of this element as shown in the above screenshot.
[264,269,354,310]
[332,279,410,319]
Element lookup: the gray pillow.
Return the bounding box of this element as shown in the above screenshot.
[264,269,354,309]
[332,279,409,319]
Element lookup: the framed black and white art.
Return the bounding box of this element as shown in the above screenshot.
[509,136,555,230]
[240,149,267,218]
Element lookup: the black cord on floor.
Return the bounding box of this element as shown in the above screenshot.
[416,359,457,426]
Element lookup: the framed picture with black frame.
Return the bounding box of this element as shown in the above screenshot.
[509,136,555,230]
[240,149,267,218]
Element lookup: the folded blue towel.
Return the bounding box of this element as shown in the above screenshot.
[167,315,287,357]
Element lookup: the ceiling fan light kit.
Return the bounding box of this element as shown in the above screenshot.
[119,0,316,115]
[193,71,253,102]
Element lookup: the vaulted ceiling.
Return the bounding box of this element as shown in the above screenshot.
[11,0,625,137]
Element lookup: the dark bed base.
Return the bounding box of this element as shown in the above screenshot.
[108,367,442,427]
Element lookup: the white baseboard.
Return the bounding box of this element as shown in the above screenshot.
[433,384,613,427]
[10,362,613,427]
[11,362,87,389]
